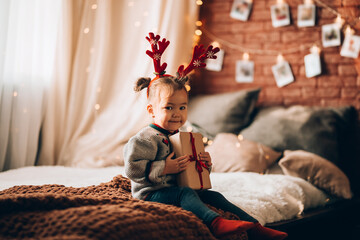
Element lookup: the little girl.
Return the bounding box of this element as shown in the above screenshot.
[124,33,288,239]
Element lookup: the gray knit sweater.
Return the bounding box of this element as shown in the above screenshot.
[124,124,178,200]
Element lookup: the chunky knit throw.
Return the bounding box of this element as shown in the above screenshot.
[0,174,247,240]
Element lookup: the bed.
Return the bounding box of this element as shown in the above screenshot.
[0,166,339,240]
[1,88,359,240]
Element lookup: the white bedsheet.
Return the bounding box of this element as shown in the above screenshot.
[0,166,328,224]
[210,172,328,224]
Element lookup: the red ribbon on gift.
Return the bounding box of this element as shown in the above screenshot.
[189,132,209,190]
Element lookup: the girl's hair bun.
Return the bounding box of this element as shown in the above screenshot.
[134,77,151,92]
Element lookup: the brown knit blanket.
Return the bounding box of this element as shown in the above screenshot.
[0,174,247,240]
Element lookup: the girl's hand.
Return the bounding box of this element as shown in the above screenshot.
[199,152,212,168]
[162,152,190,175]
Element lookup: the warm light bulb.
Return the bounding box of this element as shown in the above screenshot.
[344,25,354,35]
[335,14,344,27]
[193,34,201,44]
[195,21,203,27]
[94,104,100,110]
[304,0,313,4]
[83,28,90,34]
[310,45,320,54]
[91,4,97,10]
[243,52,249,61]
[277,54,284,63]
[195,29,202,36]
[237,134,244,141]
[196,0,203,6]
[185,85,191,92]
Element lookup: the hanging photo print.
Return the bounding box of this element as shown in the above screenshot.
[322,23,341,47]
[340,34,360,59]
[304,53,321,78]
[271,3,291,27]
[230,0,253,21]
[206,49,225,72]
[297,4,316,27]
[272,60,294,87]
[236,60,254,83]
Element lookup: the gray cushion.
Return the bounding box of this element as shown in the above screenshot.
[187,88,261,138]
[239,105,357,166]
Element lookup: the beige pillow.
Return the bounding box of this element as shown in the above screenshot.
[279,150,352,199]
[205,133,282,173]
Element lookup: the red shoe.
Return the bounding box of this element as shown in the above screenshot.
[210,216,256,237]
[247,223,288,240]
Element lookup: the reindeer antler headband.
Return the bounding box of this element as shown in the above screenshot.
[145,32,220,97]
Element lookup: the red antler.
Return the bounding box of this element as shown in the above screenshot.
[146,32,170,76]
[177,45,220,78]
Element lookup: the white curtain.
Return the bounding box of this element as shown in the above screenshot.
[0,0,61,171]
[37,0,199,167]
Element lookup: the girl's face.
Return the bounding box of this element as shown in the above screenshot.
[147,89,188,133]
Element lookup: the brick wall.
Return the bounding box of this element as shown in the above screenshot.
[193,0,360,114]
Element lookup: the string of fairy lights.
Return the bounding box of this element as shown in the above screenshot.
[193,0,360,62]
[191,0,359,145]
[86,1,101,136]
